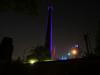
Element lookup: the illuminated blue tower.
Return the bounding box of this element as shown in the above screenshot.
[45,5,53,59]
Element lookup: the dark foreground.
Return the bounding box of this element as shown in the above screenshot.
[0,57,100,75]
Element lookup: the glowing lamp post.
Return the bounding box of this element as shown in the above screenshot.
[71,48,79,58]
[71,49,77,55]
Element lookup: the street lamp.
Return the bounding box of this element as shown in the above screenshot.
[71,48,79,58]
[71,49,78,55]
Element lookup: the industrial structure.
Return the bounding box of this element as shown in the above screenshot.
[45,5,57,60]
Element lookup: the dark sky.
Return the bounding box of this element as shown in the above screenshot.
[0,0,99,59]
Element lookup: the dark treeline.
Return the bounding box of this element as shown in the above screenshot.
[0,37,13,63]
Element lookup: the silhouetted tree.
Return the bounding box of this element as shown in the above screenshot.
[0,37,14,63]
[27,46,50,61]
[14,57,23,64]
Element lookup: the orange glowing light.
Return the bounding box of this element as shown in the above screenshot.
[71,48,78,55]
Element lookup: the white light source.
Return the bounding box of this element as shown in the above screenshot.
[75,44,79,47]
[28,59,38,64]
[68,52,71,56]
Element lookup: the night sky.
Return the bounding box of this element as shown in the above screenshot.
[0,0,99,59]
